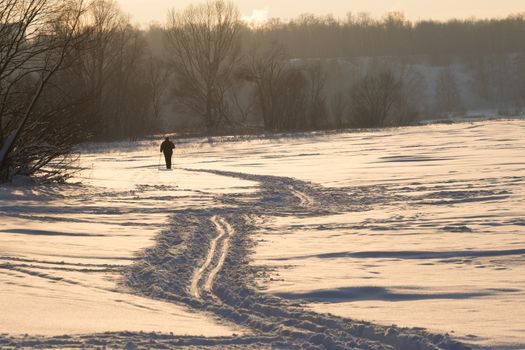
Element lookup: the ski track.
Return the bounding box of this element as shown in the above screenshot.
[1,168,483,349]
[204,217,234,296]
[190,216,235,300]
[190,216,223,299]
[123,169,471,350]
[290,186,315,207]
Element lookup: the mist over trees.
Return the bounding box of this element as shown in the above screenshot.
[247,12,525,59]
[61,0,166,139]
[159,4,525,134]
[1,0,525,182]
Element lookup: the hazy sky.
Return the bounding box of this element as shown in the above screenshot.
[117,0,525,25]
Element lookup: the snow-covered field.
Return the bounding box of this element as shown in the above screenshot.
[0,149,247,338]
[1,120,524,349]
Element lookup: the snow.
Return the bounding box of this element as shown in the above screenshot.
[0,150,249,337]
[1,119,524,349]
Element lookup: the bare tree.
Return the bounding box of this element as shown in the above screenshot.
[241,44,288,130]
[75,0,126,137]
[349,62,425,128]
[227,78,256,129]
[513,54,525,111]
[146,54,170,125]
[275,68,308,130]
[58,0,161,139]
[0,0,88,182]
[304,62,328,130]
[349,69,401,128]
[165,0,241,134]
[243,45,315,131]
[392,64,424,126]
[435,67,462,117]
[330,92,348,128]
[105,25,149,137]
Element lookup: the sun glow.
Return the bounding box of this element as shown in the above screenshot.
[242,8,269,27]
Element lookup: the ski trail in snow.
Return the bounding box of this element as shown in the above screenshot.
[289,185,315,207]
[190,215,224,299]
[204,217,234,295]
[126,169,471,350]
[3,167,473,349]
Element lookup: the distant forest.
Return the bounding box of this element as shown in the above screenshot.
[68,4,525,138]
[1,0,525,181]
[250,12,525,57]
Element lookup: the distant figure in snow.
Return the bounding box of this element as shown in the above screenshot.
[160,137,175,169]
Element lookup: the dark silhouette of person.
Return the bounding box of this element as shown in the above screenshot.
[160,137,175,169]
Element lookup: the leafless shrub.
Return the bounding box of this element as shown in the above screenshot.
[348,63,424,128]
[330,92,348,128]
[146,54,171,125]
[349,69,401,128]
[434,67,463,117]
[241,46,332,131]
[304,62,329,130]
[392,65,424,126]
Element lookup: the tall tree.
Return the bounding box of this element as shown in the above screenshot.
[435,67,462,117]
[349,69,401,128]
[166,0,241,134]
[60,0,161,139]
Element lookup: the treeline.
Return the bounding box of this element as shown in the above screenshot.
[1,0,525,181]
[247,12,525,59]
[148,4,525,132]
[146,6,525,133]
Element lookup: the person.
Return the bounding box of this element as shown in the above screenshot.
[160,137,175,169]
